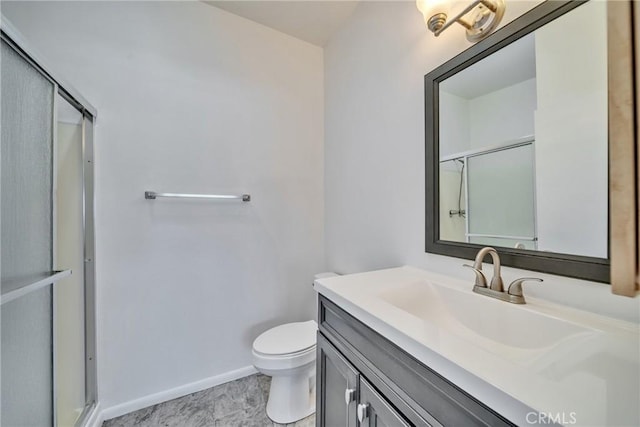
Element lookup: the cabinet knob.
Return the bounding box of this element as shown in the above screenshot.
[344,388,356,405]
[357,403,369,423]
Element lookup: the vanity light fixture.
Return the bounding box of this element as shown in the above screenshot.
[416,0,506,42]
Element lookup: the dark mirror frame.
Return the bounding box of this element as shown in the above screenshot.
[425,0,610,283]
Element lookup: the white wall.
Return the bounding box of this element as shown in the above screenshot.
[439,91,470,157]
[468,78,536,147]
[534,0,608,258]
[2,0,324,413]
[440,78,536,156]
[324,0,640,323]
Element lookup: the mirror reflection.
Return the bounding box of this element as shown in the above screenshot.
[438,0,608,259]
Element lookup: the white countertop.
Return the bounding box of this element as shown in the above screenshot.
[314,266,640,427]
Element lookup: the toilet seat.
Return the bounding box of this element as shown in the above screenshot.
[252,320,317,356]
[252,346,315,372]
[252,320,317,372]
[253,345,315,359]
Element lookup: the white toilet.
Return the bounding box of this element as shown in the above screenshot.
[252,320,317,424]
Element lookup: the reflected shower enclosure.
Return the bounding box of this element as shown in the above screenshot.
[439,142,537,250]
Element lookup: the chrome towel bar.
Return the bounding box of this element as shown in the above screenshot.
[145,191,250,202]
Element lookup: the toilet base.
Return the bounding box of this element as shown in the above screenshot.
[265,364,316,424]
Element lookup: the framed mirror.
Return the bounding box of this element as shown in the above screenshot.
[425,0,612,282]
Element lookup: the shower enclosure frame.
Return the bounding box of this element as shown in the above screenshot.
[1,16,98,427]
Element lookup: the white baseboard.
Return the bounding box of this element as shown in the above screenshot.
[100,366,258,422]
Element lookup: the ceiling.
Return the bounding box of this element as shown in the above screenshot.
[440,33,536,99]
[204,1,359,47]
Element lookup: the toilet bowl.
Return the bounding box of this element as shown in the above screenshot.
[252,320,317,424]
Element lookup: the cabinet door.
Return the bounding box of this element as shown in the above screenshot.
[317,332,359,427]
[357,378,412,427]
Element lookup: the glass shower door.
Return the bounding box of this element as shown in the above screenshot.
[1,38,56,426]
[1,33,97,426]
[466,144,537,249]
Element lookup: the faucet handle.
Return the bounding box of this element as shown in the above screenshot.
[463,264,488,288]
[507,277,543,297]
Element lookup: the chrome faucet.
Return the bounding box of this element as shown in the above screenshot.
[464,247,542,304]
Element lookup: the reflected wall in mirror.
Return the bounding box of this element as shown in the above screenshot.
[425,0,611,282]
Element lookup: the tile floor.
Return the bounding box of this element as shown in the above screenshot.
[102,374,315,427]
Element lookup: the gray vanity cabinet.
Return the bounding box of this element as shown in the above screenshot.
[316,295,515,427]
[316,332,358,427]
[358,378,410,427]
[317,333,412,427]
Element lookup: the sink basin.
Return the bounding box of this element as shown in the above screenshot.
[378,281,596,352]
[314,266,639,427]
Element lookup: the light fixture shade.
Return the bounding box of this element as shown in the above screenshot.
[416,0,452,21]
